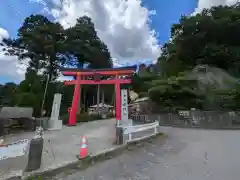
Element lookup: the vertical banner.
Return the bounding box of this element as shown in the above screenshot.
[121,89,129,124]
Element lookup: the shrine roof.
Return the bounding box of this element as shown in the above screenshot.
[59,65,137,73]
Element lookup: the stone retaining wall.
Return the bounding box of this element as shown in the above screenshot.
[130,110,240,129]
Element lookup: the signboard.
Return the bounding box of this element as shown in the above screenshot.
[0,139,29,160]
[121,89,129,123]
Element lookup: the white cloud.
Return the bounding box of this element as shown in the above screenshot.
[36,0,161,65]
[0,28,28,82]
[194,0,238,14]
[0,28,9,41]
[1,0,161,82]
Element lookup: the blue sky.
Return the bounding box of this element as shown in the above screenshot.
[0,0,197,84]
[143,0,196,44]
[0,0,196,42]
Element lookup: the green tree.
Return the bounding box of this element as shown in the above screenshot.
[159,4,240,77]
[2,15,66,81]
[14,70,44,116]
[148,75,205,111]
[63,16,112,68]
[140,3,240,111]
[63,16,113,112]
[17,15,65,80]
[0,82,17,106]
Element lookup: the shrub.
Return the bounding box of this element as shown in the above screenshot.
[61,114,69,125]
[76,112,103,122]
[61,112,106,124]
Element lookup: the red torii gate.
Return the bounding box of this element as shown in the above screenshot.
[60,66,136,126]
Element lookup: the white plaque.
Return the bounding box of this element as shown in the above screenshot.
[121,89,129,125]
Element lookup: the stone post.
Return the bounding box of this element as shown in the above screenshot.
[48,93,63,130]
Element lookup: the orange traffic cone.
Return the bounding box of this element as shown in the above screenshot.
[79,135,88,159]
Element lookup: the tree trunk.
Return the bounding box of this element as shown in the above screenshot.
[77,63,84,113]
[78,78,83,113]
[111,88,115,106]
[97,84,100,112]
[42,54,54,116]
[101,89,104,104]
[83,87,86,112]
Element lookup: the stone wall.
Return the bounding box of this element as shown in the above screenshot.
[130,110,240,129]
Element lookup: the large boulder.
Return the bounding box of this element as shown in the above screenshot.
[190,64,238,91]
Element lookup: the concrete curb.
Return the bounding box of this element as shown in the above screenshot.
[8,132,166,180]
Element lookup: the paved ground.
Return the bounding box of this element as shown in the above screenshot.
[0,119,117,179]
[59,127,240,180]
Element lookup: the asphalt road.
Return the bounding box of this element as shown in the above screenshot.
[59,127,240,180]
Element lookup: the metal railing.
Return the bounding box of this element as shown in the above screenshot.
[123,121,159,144]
